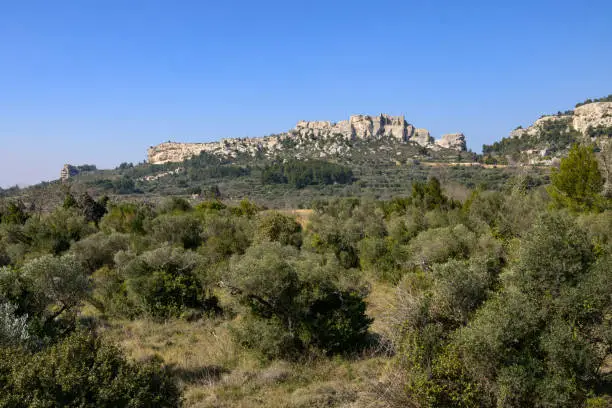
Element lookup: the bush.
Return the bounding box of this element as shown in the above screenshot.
[1,255,92,340]
[452,212,609,407]
[71,232,130,272]
[0,330,181,407]
[408,224,476,267]
[255,211,302,248]
[147,213,203,249]
[100,202,154,234]
[226,243,371,358]
[114,246,217,319]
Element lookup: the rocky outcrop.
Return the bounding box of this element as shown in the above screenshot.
[490,100,612,166]
[510,102,612,141]
[435,133,467,151]
[147,135,284,164]
[60,164,98,181]
[572,102,612,134]
[60,164,79,181]
[510,115,572,139]
[147,113,467,164]
[295,114,411,141]
[412,128,432,146]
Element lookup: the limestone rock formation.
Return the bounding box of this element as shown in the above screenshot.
[147,113,467,164]
[491,100,612,166]
[435,133,467,151]
[509,128,527,139]
[294,114,410,141]
[509,102,612,142]
[510,115,572,139]
[572,102,612,134]
[412,128,433,146]
[60,164,79,181]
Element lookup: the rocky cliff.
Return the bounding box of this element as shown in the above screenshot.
[510,102,612,141]
[147,114,467,164]
[572,102,612,135]
[485,101,612,165]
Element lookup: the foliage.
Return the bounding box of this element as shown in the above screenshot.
[411,177,458,210]
[99,202,154,234]
[226,242,371,358]
[255,211,302,248]
[575,94,612,107]
[585,125,612,139]
[452,213,611,407]
[483,116,580,158]
[0,330,181,407]
[111,246,218,319]
[0,201,29,225]
[147,213,203,249]
[70,232,130,272]
[548,144,605,211]
[262,159,353,188]
[1,166,611,407]
[0,302,29,347]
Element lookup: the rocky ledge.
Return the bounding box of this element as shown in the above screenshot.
[147,113,467,164]
[510,102,612,141]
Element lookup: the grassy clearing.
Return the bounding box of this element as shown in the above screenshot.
[98,276,398,408]
[102,317,391,407]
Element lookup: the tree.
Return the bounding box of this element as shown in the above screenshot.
[452,212,610,407]
[0,201,29,225]
[78,192,108,225]
[548,144,604,211]
[148,213,203,249]
[226,242,371,358]
[20,254,91,335]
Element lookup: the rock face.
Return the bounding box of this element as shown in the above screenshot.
[493,101,612,166]
[510,102,612,141]
[510,115,572,139]
[435,133,467,151]
[572,102,612,134]
[147,113,467,164]
[60,164,79,181]
[295,114,411,141]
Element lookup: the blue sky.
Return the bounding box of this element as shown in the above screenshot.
[1,0,611,187]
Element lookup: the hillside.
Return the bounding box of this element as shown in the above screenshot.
[483,98,612,165]
[7,112,527,208]
[147,113,467,164]
[5,100,612,208]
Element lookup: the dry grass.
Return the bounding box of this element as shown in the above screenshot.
[96,274,400,407]
[102,314,393,408]
[278,209,314,229]
[365,279,398,342]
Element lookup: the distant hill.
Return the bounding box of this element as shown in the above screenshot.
[147,113,467,165]
[483,98,612,165]
[8,99,611,208]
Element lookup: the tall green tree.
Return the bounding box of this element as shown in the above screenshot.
[548,144,604,211]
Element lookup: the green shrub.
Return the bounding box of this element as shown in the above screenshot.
[227,243,371,358]
[115,246,217,319]
[0,330,181,407]
[147,213,203,249]
[255,211,302,248]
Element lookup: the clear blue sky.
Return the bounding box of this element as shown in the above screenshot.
[1,0,611,187]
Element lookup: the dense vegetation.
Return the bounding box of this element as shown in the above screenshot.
[261,159,354,188]
[0,142,610,407]
[483,116,581,160]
